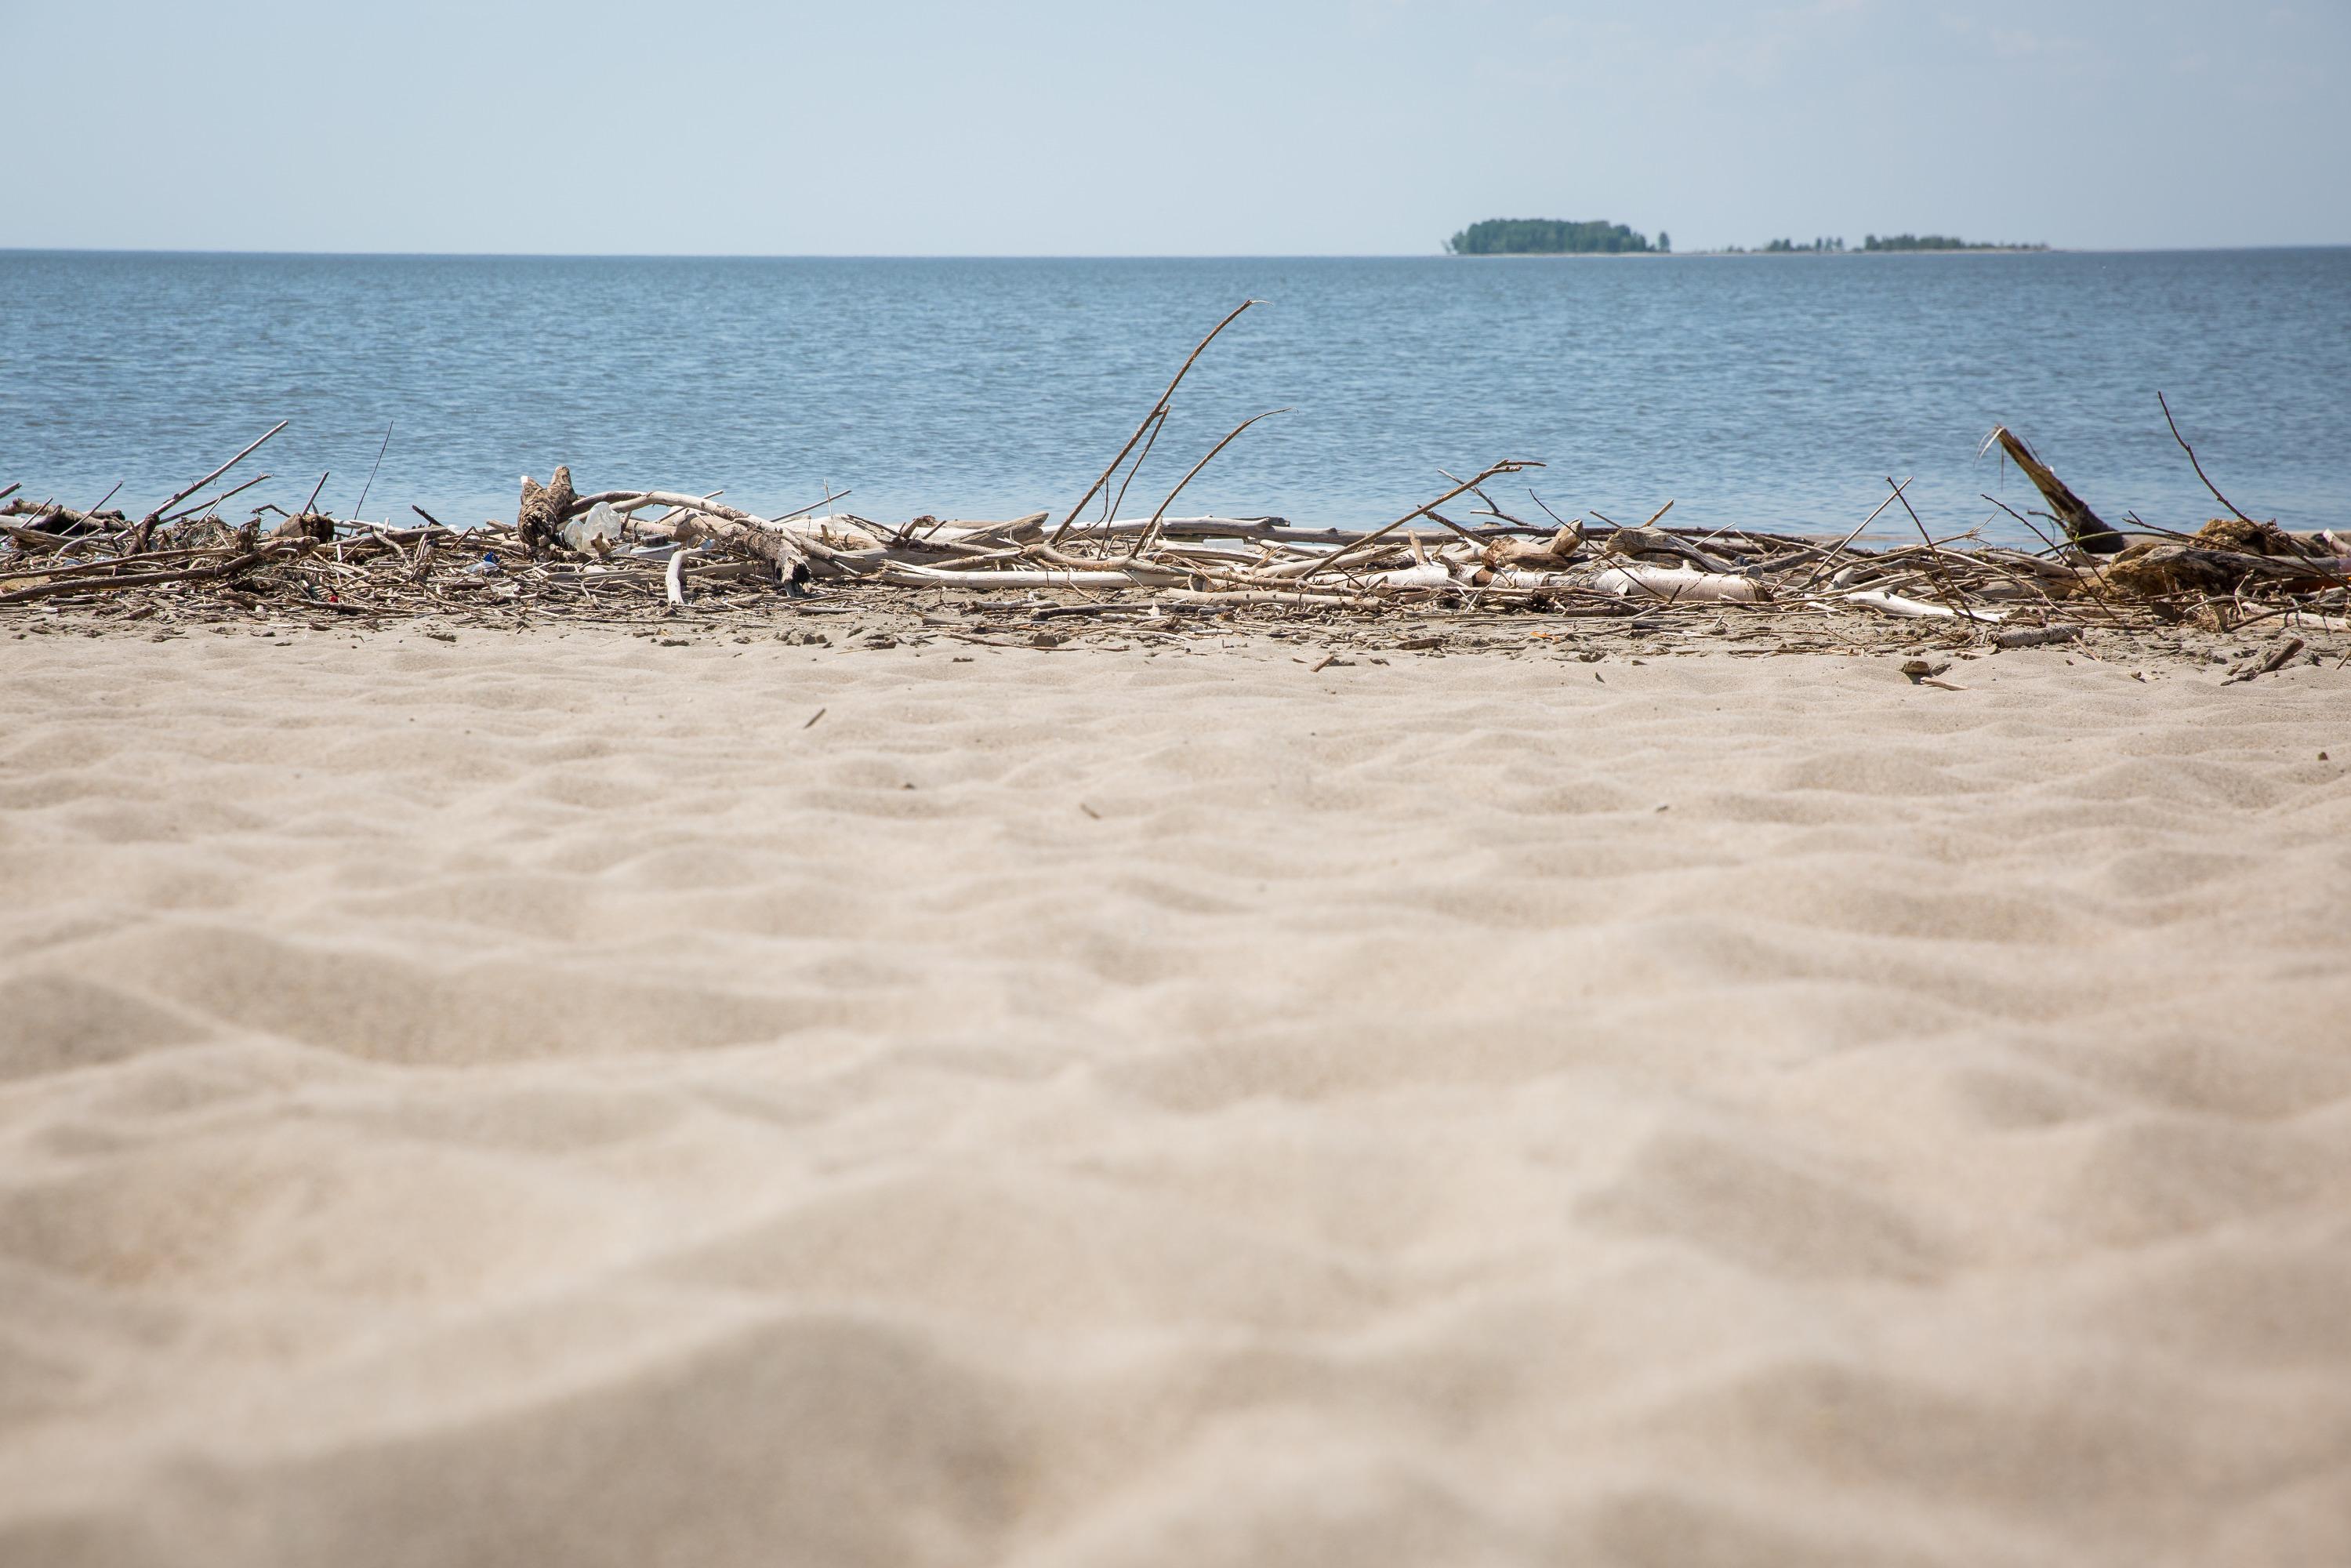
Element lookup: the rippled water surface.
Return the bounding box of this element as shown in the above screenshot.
[5,249,2346,540]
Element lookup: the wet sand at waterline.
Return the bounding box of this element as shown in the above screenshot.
[3,626,2348,1566]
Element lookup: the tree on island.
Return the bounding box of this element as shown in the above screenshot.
[1861,233,2048,252]
[1446,218,1657,255]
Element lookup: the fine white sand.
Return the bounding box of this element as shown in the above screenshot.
[3,626,2349,1566]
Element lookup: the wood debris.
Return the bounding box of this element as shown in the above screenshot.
[6,312,2345,675]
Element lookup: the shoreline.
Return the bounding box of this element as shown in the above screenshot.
[10,590,2346,674]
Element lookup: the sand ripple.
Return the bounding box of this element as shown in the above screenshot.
[2,628,2347,1565]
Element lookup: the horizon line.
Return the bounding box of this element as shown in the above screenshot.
[6,243,2351,263]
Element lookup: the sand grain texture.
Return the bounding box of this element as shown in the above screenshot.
[2,628,2348,1566]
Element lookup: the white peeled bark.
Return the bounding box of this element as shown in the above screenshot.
[1844,589,2005,622]
[1590,565,1762,604]
[1481,568,1585,590]
[864,564,1185,590]
[1360,564,1457,591]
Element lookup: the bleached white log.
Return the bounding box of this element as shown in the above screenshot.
[1482,568,1585,589]
[1844,588,2005,622]
[1361,564,1456,591]
[1591,565,1761,604]
[863,563,1184,590]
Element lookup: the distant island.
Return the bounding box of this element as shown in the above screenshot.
[1445,221,2046,256]
[1718,234,2048,253]
[1446,218,1665,256]
[1860,234,2046,252]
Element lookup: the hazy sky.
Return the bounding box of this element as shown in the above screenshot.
[4,0,2344,254]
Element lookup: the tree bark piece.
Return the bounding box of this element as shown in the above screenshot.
[516,466,575,555]
[669,514,811,585]
[1592,565,1764,604]
[2102,545,2346,597]
[1993,623,2084,648]
[1990,427,2124,555]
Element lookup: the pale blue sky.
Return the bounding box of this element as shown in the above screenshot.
[3,0,2344,254]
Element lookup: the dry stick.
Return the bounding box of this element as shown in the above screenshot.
[1983,494,2125,626]
[1105,408,1169,533]
[350,422,394,521]
[302,472,332,516]
[2119,510,2208,546]
[161,471,270,524]
[0,483,18,505]
[1438,468,1531,527]
[0,543,301,606]
[13,542,224,579]
[1794,479,1912,591]
[775,486,848,524]
[2157,391,2254,525]
[1526,490,1580,531]
[1943,538,2073,618]
[1420,509,1495,547]
[1049,299,1260,546]
[1885,477,1978,622]
[137,420,289,532]
[1295,461,1540,582]
[1129,409,1289,559]
[1988,498,2139,613]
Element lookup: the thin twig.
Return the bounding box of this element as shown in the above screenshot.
[139,420,289,529]
[1885,477,1976,622]
[1130,409,1289,559]
[2157,392,2254,524]
[1050,299,1261,545]
[1105,409,1168,533]
[1794,479,1911,591]
[0,543,303,605]
[1295,461,1540,582]
[161,471,271,524]
[350,422,394,521]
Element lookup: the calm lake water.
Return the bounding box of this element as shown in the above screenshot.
[4,249,2346,543]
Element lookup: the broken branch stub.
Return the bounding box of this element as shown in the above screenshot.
[1989,427,2124,555]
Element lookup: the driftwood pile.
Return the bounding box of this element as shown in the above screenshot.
[6,307,2347,655]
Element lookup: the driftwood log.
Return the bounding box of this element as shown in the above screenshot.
[1990,426,2124,554]
[670,514,810,586]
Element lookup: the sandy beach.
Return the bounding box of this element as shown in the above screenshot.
[2,622,2348,1566]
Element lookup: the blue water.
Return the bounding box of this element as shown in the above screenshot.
[4,250,2346,542]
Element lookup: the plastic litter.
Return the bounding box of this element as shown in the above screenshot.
[561,501,624,552]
